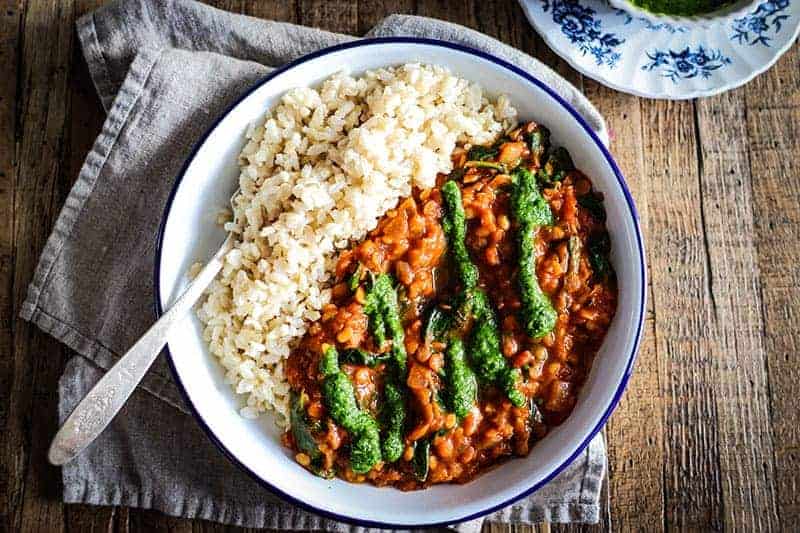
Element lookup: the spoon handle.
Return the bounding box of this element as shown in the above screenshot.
[48,235,233,466]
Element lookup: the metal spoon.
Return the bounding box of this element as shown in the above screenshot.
[47,189,240,465]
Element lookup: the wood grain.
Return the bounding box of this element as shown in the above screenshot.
[641,98,725,530]
[743,43,800,531]
[356,0,413,34]
[4,0,78,531]
[298,0,357,32]
[128,509,193,533]
[65,505,117,533]
[694,88,780,531]
[1,0,798,532]
[0,0,23,526]
[244,0,298,22]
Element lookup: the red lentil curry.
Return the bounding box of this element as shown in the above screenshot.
[282,121,617,490]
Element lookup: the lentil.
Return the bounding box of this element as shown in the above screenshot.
[284,121,617,489]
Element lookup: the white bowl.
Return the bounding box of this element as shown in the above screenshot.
[607,0,761,28]
[155,38,646,528]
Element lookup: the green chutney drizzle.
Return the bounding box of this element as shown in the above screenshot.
[444,337,478,419]
[319,346,382,473]
[627,0,732,16]
[510,167,558,340]
[441,181,479,290]
[363,273,408,463]
[440,180,525,408]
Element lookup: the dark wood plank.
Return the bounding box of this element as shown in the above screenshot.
[16,338,68,533]
[0,0,25,527]
[191,521,262,533]
[356,0,414,35]
[641,98,724,531]
[6,0,82,531]
[488,522,548,533]
[297,0,357,33]
[214,0,246,14]
[694,88,780,530]
[414,0,473,24]
[128,509,193,533]
[243,0,298,22]
[117,507,130,533]
[472,0,531,46]
[65,505,117,533]
[742,43,800,531]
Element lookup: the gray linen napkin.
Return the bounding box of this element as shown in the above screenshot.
[21,0,608,529]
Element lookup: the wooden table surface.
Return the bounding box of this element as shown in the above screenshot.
[2,0,798,531]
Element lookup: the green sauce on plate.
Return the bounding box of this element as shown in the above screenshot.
[627,0,732,16]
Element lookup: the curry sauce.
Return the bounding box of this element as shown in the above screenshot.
[283,121,617,489]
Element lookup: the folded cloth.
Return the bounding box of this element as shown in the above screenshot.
[21,0,608,529]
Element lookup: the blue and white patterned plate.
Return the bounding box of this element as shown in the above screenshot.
[519,0,799,98]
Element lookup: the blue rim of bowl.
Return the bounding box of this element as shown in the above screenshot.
[154,36,646,529]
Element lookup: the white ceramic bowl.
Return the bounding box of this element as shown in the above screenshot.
[155,38,646,528]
